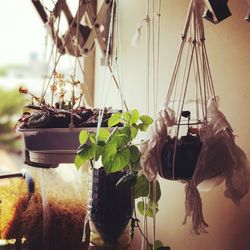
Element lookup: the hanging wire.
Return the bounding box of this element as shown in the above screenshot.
[152,1,162,248]
[51,1,62,106]
[152,0,156,118]
[155,0,162,114]
[41,6,83,100]
[95,0,116,142]
[85,0,129,112]
[114,0,126,115]
[145,0,151,115]
[68,0,82,129]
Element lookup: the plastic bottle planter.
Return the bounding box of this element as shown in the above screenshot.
[88,167,133,248]
[160,134,203,180]
[17,127,96,168]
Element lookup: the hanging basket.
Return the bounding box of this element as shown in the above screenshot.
[17,104,120,167]
[17,127,96,168]
[88,167,132,248]
[141,0,249,234]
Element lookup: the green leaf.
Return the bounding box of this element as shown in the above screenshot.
[123,111,131,123]
[147,240,171,250]
[89,133,96,143]
[79,130,89,144]
[130,109,140,124]
[140,115,154,126]
[102,142,117,165]
[130,145,140,164]
[109,126,131,148]
[108,112,122,127]
[98,128,110,142]
[138,123,148,132]
[77,142,97,162]
[111,134,128,148]
[95,145,103,161]
[137,201,159,217]
[155,240,163,249]
[103,148,131,173]
[137,201,145,216]
[130,126,138,139]
[149,180,162,203]
[147,240,163,250]
[74,154,85,169]
[120,126,131,140]
[134,174,149,199]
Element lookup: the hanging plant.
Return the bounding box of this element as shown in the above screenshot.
[75,109,154,173]
[75,109,170,249]
[140,0,250,235]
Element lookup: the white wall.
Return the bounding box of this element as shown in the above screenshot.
[95,1,250,249]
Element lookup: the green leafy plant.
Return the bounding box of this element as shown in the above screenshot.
[75,109,170,249]
[75,109,153,173]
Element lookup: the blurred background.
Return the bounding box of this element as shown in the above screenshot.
[0,0,250,249]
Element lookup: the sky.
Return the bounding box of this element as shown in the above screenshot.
[0,0,80,92]
[0,0,45,66]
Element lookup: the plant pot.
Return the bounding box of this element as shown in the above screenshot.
[17,127,96,167]
[88,167,133,248]
[160,134,202,180]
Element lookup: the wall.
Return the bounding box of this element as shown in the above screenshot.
[95,1,250,249]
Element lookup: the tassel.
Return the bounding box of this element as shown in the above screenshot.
[131,16,150,48]
[183,182,208,234]
[131,28,141,48]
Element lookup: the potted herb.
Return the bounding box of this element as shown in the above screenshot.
[75,109,170,249]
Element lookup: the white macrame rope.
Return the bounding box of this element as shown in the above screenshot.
[141,1,151,248]
[95,0,116,142]
[152,1,162,249]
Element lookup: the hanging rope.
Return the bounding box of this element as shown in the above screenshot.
[95,0,116,142]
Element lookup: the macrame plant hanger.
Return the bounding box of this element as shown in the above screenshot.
[141,0,216,234]
[163,0,215,234]
[141,0,250,235]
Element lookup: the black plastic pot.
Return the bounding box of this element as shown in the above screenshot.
[88,167,133,247]
[161,134,202,180]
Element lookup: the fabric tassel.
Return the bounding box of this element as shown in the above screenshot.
[183,182,208,234]
[131,28,141,48]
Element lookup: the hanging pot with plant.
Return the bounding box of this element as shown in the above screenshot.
[16,76,121,168]
[75,109,166,248]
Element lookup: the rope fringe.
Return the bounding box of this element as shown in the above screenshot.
[183,182,208,234]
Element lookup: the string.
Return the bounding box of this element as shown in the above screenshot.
[95,0,116,142]
[85,0,129,111]
[69,0,82,129]
[41,4,84,100]
[113,0,125,114]
[152,0,156,118]
[194,42,205,120]
[51,1,62,107]
[155,0,161,114]
[176,38,192,119]
[172,44,195,179]
[144,0,151,246]
[152,1,162,248]
[146,0,151,115]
